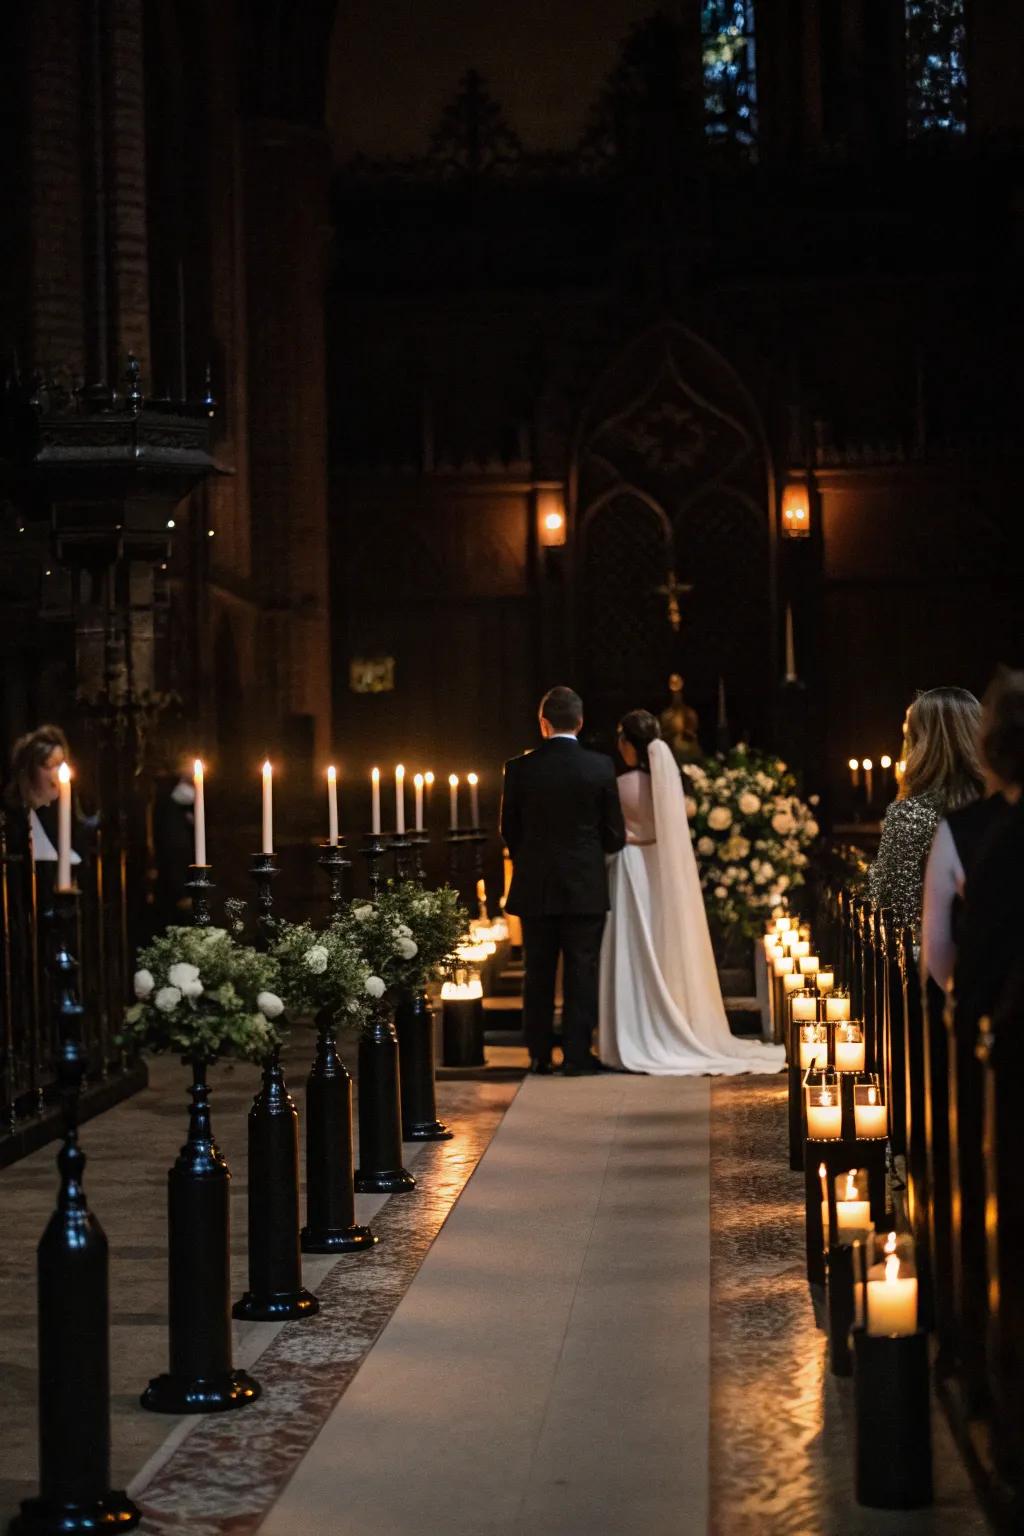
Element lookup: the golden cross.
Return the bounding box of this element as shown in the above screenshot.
[655,570,694,633]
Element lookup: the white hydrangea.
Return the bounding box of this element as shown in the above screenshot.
[133,968,155,999]
[771,810,795,835]
[697,836,715,856]
[394,923,413,940]
[353,904,374,922]
[168,961,202,998]
[154,985,182,1013]
[201,927,227,942]
[737,791,761,815]
[395,937,418,960]
[304,945,329,974]
[707,806,732,831]
[684,796,698,819]
[365,975,386,999]
[257,991,284,1019]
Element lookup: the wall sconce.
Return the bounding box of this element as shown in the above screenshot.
[536,485,567,548]
[781,480,812,539]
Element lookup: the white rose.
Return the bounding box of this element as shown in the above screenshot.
[133,968,155,999]
[353,904,374,922]
[776,876,791,892]
[714,885,728,899]
[697,836,715,856]
[395,937,418,960]
[684,796,698,819]
[394,923,413,939]
[805,819,820,839]
[771,811,795,835]
[707,806,732,832]
[168,962,200,992]
[734,868,750,885]
[365,975,386,999]
[304,945,329,975]
[738,792,761,815]
[257,990,285,1019]
[154,985,182,1013]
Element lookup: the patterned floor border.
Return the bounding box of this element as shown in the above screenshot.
[133,1083,516,1535]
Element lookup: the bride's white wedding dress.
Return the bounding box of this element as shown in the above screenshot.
[598,740,785,1076]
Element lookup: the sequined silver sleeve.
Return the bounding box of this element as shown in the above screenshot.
[868,794,943,934]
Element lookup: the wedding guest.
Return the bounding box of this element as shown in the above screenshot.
[2,725,82,896]
[868,686,982,934]
[954,669,1024,1026]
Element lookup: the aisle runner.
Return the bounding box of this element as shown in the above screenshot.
[133,1084,516,1535]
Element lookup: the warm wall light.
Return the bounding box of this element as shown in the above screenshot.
[781,480,811,539]
[536,485,567,547]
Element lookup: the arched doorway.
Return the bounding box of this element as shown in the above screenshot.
[572,324,773,746]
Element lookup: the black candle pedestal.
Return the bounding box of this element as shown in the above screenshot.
[826,1242,856,1376]
[186,864,216,928]
[396,990,451,1141]
[354,1009,415,1194]
[409,832,429,884]
[787,1064,805,1172]
[466,828,487,891]
[362,835,388,901]
[445,829,470,887]
[14,891,141,1536]
[233,1051,318,1322]
[805,1138,888,1288]
[301,1009,377,1253]
[142,1059,260,1414]
[250,852,279,949]
[318,841,351,920]
[853,1327,933,1509]
[442,996,486,1068]
[390,834,413,883]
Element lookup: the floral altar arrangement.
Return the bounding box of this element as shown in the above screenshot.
[124,925,285,1062]
[682,745,821,940]
[268,921,370,1025]
[334,881,468,1003]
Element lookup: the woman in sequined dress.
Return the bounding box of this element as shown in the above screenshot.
[868,686,983,936]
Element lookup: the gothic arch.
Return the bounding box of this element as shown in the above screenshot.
[572,323,775,743]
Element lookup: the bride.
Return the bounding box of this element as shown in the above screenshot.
[599,710,785,1075]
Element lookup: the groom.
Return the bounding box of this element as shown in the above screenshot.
[501,686,625,1075]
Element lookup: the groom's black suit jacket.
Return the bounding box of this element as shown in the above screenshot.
[500,738,625,917]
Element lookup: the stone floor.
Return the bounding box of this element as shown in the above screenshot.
[0,1052,989,1536]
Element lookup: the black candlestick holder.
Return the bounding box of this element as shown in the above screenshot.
[250,852,279,950]
[390,833,413,882]
[186,863,216,928]
[318,840,351,919]
[408,831,429,883]
[445,829,472,886]
[466,827,487,889]
[15,890,141,1535]
[362,834,388,900]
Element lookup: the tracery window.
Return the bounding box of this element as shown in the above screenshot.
[702,1,757,154]
[906,0,967,137]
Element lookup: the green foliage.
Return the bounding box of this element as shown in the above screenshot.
[334,881,468,1001]
[123,925,284,1064]
[269,920,370,1026]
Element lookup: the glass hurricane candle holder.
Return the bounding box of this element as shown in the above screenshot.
[833,1167,874,1243]
[798,923,812,941]
[440,968,484,1003]
[834,1022,866,1073]
[791,988,819,1026]
[865,1230,918,1337]
[806,1080,842,1140]
[783,930,801,954]
[773,915,793,935]
[799,1023,829,1071]
[798,953,820,978]
[854,1078,888,1139]
[825,988,851,1023]
[792,938,811,961]
[816,965,835,994]
[782,970,805,997]
[774,953,796,978]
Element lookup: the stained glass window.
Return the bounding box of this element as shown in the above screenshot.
[702,1,757,154]
[906,0,967,137]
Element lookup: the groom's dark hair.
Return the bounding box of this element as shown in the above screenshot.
[540,686,584,733]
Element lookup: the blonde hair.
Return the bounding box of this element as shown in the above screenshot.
[899,687,982,811]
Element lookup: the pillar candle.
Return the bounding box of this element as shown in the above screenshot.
[855,1084,888,1139]
[774,916,793,935]
[848,757,860,788]
[819,1163,829,1245]
[774,954,795,978]
[792,939,810,960]
[866,1255,918,1336]
[835,1033,866,1073]
[395,764,406,835]
[261,760,273,855]
[371,768,381,836]
[326,765,339,846]
[414,773,424,832]
[835,1172,873,1242]
[799,1029,827,1071]
[806,1091,842,1140]
[468,772,480,828]
[863,758,874,804]
[799,953,820,977]
[449,773,459,830]
[826,993,851,1022]
[56,762,72,891]
[783,971,804,996]
[192,759,207,866]
[816,967,835,994]
[791,992,819,1024]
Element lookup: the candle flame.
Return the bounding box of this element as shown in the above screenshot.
[820,1089,832,1107]
[396,763,405,780]
[327,764,336,783]
[868,1085,877,1105]
[449,773,459,788]
[262,760,272,778]
[194,758,204,779]
[371,767,380,783]
[467,772,478,785]
[58,762,71,785]
[885,1231,897,1254]
[848,758,858,771]
[818,1162,827,1179]
[862,757,873,770]
[414,773,423,788]
[425,771,435,786]
[884,1254,901,1283]
[844,1171,857,1201]
[880,754,892,769]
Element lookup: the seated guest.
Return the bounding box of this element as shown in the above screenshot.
[2,725,83,893]
[868,686,982,935]
[955,669,1024,1027]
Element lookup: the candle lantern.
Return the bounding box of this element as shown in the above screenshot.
[854,1078,888,1140]
[773,953,796,978]
[798,1023,829,1072]
[833,1168,874,1243]
[834,1021,866,1074]
[782,970,805,996]
[773,915,793,935]
[853,1232,931,1506]
[792,938,810,961]
[781,478,812,538]
[825,988,851,1023]
[440,966,485,1068]
[783,930,801,954]
[806,1079,843,1140]
[815,965,835,994]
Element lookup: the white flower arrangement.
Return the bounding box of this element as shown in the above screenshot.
[365,975,386,999]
